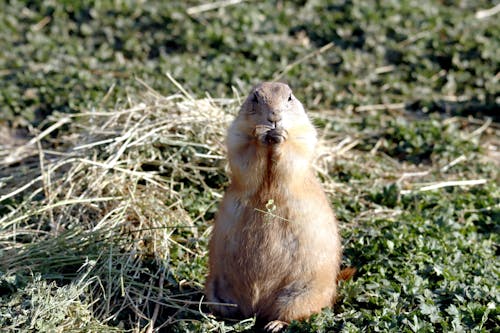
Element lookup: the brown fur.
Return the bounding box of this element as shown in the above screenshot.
[205,82,342,329]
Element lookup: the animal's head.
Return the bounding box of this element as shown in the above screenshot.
[236,82,311,145]
[239,82,308,130]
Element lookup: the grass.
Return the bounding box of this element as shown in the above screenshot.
[1,1,498,126]
[1,1,499,332]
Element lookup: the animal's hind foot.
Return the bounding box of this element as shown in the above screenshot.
[264,320,288,332]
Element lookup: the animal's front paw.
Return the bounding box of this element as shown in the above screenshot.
[254,125,288,145]
[254,125,288,146]
[264,128,287,145]
[264,320,289,332]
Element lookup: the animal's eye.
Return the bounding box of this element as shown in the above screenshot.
[288,94,292,102]
[252,93,259,104]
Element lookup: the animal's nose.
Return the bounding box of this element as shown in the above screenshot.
[267,111,281,125]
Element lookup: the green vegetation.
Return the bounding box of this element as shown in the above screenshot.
[1,1,499,332]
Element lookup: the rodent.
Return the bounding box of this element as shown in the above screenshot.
[205,82,348,332]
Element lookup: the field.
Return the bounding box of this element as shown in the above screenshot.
[0,1,499,332]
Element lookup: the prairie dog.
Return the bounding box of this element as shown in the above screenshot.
[205,82,342,332]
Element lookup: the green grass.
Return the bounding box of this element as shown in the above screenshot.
[1,1,499,332]
[1,0,498,125]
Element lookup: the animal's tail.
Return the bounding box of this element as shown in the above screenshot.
[337,267,356,282]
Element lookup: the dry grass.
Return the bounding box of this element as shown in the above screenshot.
[0,81,239,331]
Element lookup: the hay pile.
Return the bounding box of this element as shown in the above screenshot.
[0,83,239,331]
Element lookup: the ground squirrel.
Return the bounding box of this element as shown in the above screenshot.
[205,82,347,332]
